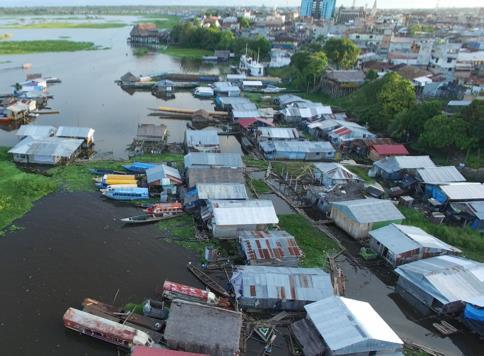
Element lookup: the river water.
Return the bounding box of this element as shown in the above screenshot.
[0,16,240,158]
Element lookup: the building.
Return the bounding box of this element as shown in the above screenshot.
[239,230,304,266]
[369,224,461,267]
[55,126,95,146]
[260,140,336,161]
[9,136,84,165]
[256,127,299,142]
[322,70,365,97]
[395,256,484,316]
[16,124,56,140]
[313,162,360,188]
[307,119,375,145]
[212,82,241,97]
[231,266,333,311]
[292,296,403,356]
[129,23,165,45]
[368,144,409,161]
[300,0,336,20]
[214,96,251,111]
[184,183,248,208]
[184,153,244,170]
[146,164,183,188]
[274,94,309,109]
[204,200,278,239]
[370,155,436,180]
[278,104,332,123]
[135,124,168,142]
[416,166,466,197]
[164,299,242,356]
[184,129,220,153]
[186,167,245,188]
[431,183,484,204]
[330,198,405,240]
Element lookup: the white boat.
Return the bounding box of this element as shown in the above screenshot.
[193,86,214,98]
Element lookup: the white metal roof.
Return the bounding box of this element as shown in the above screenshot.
[375,155,436,173]
[305,296,403,354]
[209,200,278,226]
[196,183,248,200]
[55,126,95,139]
[242,80,263,86]
[332,198,404,224]
[395,255,484,306]
[258,127,299,140]
[16,125,56,139]
[439,183,484,201]
[185,129,220,147]
[146,164,182,183]
[231,266,333,302]
[9,137,84,158]
[261,140,335,153]
[369,224,461,255]
[313,162,360,181]
[416,166,465,184]
[184,152,244,169]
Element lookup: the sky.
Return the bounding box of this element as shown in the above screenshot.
[0,0,482,9]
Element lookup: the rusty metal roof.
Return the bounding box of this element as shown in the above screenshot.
[239,230,303,261]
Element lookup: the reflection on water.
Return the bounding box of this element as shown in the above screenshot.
[0,19,240,158]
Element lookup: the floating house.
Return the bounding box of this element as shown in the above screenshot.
[256,127,299,142]
[370,155,436,180]
[5,102,29,121]
[146,164,183,189]
[214,96,251,111]
[204,200,278,239]
[230,266,333,311]
[278,105,332,123]
[187,167,245,188]
[16,124,56,139]
[395,255,484,316]
[55,126,95,147]
[430,183,484,204]
[9,136,84,165]
[136,123,168,142]
[184,129,220,153]
[260,140,336,161]
[330,198,405,240]
[212,81,241,97]
[368,144,409,161]
[153,80,175,97]
[239,230,303,266]
[184,152,244,169]
[292,296,403,356]
[129,23,164,44]
[184,183,248,208]
[307,119,375,145]
[164,299,242,356]
[369,224,461,267]
[313,162,360,188]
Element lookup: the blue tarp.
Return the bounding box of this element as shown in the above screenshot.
[123,162,158,173]
[464,303,484,322]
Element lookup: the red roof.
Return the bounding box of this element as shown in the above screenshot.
[238,118,274,129]
[333,127,352,136]
[131,346,209,356]
[371,144,409,155]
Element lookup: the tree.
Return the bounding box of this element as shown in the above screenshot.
[420,115,473,151]
[303,51,328,91]
[217,30,235,50]
[323,38,360,69]
[366,69,378,80]
[461,100,484,148]
[238,17,251,28]
[290,51,311,72]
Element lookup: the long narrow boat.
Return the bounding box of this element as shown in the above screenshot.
[122,162,158,173]
[143,202,183,215]
[120,211,184,224]
[187,262,230,297]
[88,168,126,176]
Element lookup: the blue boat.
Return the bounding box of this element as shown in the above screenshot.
[89,168,126,176]
[102,187,149,201]
[122,162,158,173]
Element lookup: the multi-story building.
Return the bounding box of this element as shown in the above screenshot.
[300,0,336,21]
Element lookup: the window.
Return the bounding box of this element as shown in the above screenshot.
[447,58,452,63]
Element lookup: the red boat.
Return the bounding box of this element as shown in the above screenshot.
[160,280,230,308]
[144,202,183,215]
[63,307,156,349]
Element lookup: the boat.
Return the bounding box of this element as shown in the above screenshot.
[123,162,158,173]
[99,184,138,192]
[63,307,156,348]
[44,77,61,84]
[88,168,127,176]
[262,84,285,93]
[193,86,214,98]
[160,280,230,308]
[102,187,149,201]
[202,55,218,62]
[143,202,183,215]
[186,262,230,297]
[121,211,183,224]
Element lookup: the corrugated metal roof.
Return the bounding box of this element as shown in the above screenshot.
[371,144,409,156]
[417,167,466,184]
[9,136,84,157]
[187,167,245,187]
[332,198,404,223]
[16,124,56,139]
[374,156,436,173]
[196,183,248,200]
[281,106,330,119]
[239,230,303,261]
[305,296,403,354]
[260,140,335,153]
[216,96,251,106]
[184,153,244,169]
[185,129,220,147]
[313,163,360,181]
[232,109,261,119]
[55,126,94,139]
[395,256,484,306]
[146,164,182,184]
[258,127,299,140]
[439,183,484,201]
[209,200,278,226]
[231,266,333,302]
[369,224,461,255]
[230,102,258,112]
[275,94,308,107]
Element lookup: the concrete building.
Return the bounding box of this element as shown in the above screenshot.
[300,0,336,20]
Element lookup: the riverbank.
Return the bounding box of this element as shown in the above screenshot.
[1,22,127,29]
[0,40,96,54]
[159,46,212,59]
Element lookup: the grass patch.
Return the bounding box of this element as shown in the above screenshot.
[159,46,211,59]
[123,302,144,314]
[243,157,269,170]
[2,22,126,29]
[138,15,180,29]
[133,47,150,57]
[343,164,374,183]
[272,161,311,177]
[0,148,58,232]
[158,214,209,255]
[248,178,271,195]
[400,207,484,262]
[278,214,338,268]
[0,40,95,54]
[243,92,274,107]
